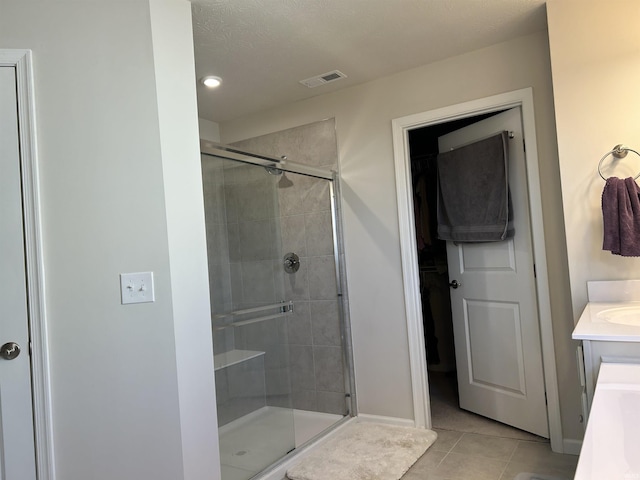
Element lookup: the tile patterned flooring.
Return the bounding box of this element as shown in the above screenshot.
[401,371,578,480]
[401,429,578,480]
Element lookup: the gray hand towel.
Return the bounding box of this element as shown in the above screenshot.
[436,132,514,242]
[602,176,640,256]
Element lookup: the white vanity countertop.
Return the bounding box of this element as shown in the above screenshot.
[574,363,640,480]
[572,301,640,341]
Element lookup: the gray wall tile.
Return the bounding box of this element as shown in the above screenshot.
[212,326,234,355]
[222,184,239,224]
[205,222,229,265]
[290,345,316,391]
[304,211,334,256]
[238,219,278,261]
[314,346,344,392]
[208,263,232,315]
[237,317,287,351]
[232,119,337,169]
[215,356,267,427]
[236,179,278,222]
[316,390,347,415]
[307,256,337,300]
[280,214,307,258]
[293,389,318,411]
[226,222,241,262]
[241,260,276,304]
[229,263,243,309]
[287,301,312,345]
[310,300,342,346]
[301,177,331,214]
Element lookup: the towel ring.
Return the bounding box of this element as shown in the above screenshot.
[598,144,640,181]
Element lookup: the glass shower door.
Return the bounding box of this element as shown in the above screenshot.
[202,155,295,480]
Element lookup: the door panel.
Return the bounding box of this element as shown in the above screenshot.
[464,300,525,393]
[0,66,38,479]
[460,241,516,272]
[438,107,548,437]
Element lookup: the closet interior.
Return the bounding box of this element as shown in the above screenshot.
[407,112,500,414]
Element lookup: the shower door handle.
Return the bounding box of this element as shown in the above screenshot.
[448,280,461,289]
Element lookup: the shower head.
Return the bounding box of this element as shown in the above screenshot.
[265,155,288,176]
[265,166,283,175]
[265,155,292,187]
[278,173,294,189]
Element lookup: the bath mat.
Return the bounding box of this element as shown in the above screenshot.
[286,422,437,480]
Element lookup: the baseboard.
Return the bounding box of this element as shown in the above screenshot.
[355,414,417,428]
[562,438,582,456]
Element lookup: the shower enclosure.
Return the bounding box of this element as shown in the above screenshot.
[200,129,354,480]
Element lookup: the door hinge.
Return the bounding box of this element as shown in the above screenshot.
[533,263,537,278]
[545,391,548,405]
[523,139,526,153]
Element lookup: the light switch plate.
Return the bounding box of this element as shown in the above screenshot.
[120,272,155,305]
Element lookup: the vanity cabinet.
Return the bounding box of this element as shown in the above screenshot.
[579,340,640,412]
[572,281,640,425]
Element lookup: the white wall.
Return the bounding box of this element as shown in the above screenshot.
[547,1,640,313]
[149,1,220,479]
[221,31,579,441]
[546,0,640,439]
[0,1,218,479]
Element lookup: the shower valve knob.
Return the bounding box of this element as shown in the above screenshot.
[283,252,300,274]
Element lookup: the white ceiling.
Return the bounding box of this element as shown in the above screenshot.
[192,0,547,123]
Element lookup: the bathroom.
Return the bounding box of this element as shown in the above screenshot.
[1,1,639,480]
[195,0,640,477]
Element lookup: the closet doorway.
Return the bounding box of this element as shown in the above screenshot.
[391,89,563,451]
[409,108,548,440]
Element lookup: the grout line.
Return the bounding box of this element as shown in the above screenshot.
[448,431,465,452]
[497,452,512,480]
[505,439,520,465]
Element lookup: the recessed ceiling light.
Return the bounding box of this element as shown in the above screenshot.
[201,76,222,88]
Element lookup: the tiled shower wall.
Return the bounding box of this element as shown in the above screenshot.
[202,119,346,420]
[202,157,285,425]
[220,119,345,414]
[231,119,346,415]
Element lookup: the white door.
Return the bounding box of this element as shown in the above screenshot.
[437,107,548,438]
[0,66,38,478]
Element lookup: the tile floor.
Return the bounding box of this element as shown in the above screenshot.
[401,428,578,480]
[401,370,578,480]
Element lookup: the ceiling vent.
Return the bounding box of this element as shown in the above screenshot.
[299,70,347,88]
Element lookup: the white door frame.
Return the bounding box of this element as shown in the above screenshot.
[391,88,563,453]
[1,49,56,479]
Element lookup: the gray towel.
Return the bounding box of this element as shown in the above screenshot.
[602,176,640,256]
[436,132,514,242]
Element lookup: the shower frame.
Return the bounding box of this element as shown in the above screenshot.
[201,138,357,438]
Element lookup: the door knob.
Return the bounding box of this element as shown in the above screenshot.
[0,342,21,360]
[448,280,461,289]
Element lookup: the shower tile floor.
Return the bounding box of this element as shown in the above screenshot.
[219,407,342,480]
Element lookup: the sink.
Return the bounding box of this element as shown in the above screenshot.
[596,306,640,326]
